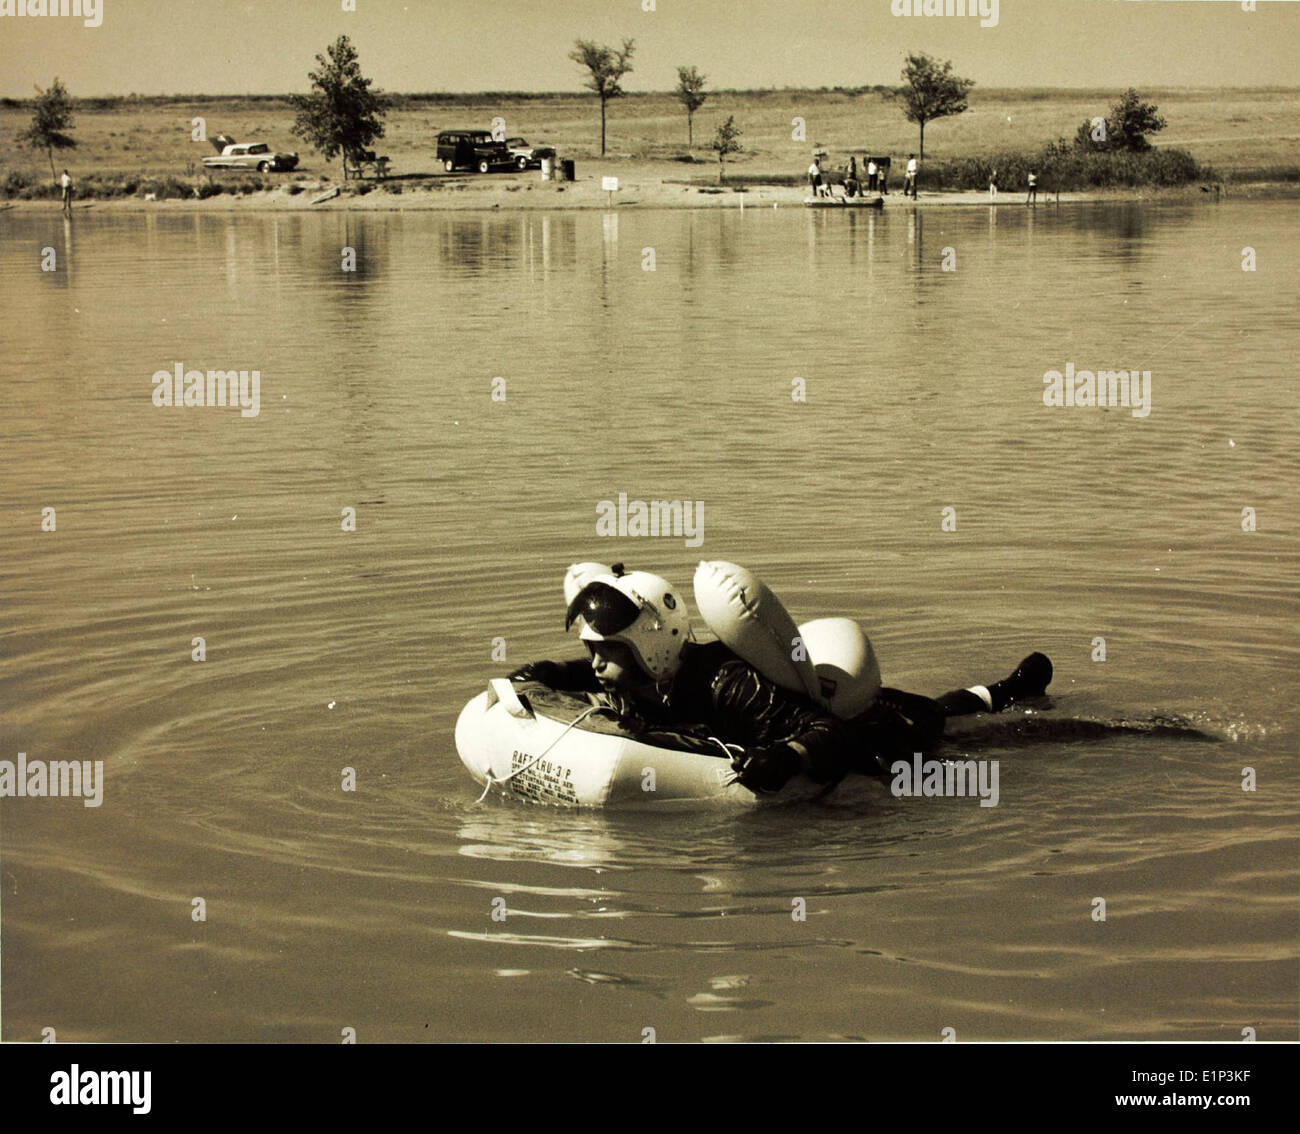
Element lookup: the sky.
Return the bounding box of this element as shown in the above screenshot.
[0,0,1297,97]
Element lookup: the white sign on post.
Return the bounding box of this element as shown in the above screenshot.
[601,177,619,192]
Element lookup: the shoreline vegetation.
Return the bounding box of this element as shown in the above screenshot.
[4,87,1298,209]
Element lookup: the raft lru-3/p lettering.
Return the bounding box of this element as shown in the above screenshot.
[509,749,579,804]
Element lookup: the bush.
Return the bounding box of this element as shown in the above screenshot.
[381,180,403,193]
[1225,165,1300,184]
[2,169,36,197]
[922,145,1209,192]
[136,176,192,199]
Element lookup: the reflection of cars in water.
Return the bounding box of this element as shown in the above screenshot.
[436,130,514,174]
[202,134,299,172]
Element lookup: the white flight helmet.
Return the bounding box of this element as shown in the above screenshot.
[564,565,692,682]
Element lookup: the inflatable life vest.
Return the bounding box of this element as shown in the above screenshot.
[561,560,882,720]
[692,561,882,720]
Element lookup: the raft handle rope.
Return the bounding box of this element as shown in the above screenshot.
[476,704,603,803]
[709,736,746,785]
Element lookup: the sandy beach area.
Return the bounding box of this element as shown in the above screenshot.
[5,159,1286,214]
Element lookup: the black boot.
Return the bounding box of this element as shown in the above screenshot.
[936,653,1053,716]
[998,652,1053,701]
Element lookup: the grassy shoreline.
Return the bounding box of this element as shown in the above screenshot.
[4,87,1298,205]
[6,171,1295,216]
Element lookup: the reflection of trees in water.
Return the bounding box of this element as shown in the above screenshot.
[436,214,580,275]
[1098,203,1148,259]
[1063,202,1152,263]
[438,217,519,267]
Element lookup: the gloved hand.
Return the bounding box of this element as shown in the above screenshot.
[507,660,566,686]
[730,744,804,794]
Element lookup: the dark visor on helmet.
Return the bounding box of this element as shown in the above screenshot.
[565,581,641,635]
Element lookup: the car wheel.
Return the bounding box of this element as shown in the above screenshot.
[516,156,529,171]
[444,159,455,172]
[478,160,491,175]
[257,161,270,172]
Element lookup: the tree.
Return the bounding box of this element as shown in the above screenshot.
[885,53,975,160]
[569,38,635,156]
[710,115,743,184]
[19,78,77,185]
[675,65,708,148]
[290,35,390,174]
[1074,88,1167,152]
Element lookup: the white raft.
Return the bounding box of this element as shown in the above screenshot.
[804,195,884,208]
[456,560,882,806]
[455,678,757,807]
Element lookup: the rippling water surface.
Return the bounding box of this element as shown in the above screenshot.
[1,200,1296,1041]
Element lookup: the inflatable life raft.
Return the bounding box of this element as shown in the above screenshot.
[803,195,884,208]
[455,561,881,806]
[455,678,757,806]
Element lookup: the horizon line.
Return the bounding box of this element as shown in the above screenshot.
[6,83,1299,102]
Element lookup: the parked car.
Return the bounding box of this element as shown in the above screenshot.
[436,129,513,174]
[505,137,544,171]
[203,134,299,172]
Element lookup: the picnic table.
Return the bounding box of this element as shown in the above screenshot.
[344,150,391,180]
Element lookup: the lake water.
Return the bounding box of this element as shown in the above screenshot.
[1,199,1296,1042]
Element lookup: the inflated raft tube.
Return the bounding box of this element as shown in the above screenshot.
[798,617,882,719]
[693,561,882,719]
[693,561,825,706]
[456,678,758,807]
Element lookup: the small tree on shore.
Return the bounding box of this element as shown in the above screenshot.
[675,65,708,147]
[570,38,635,156]
[886,52,974,160]
[1074,88,1167,152]
[20,78,77,185]
[711,115,743,183]
[290,35,390,173]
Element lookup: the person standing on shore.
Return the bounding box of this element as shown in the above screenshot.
[808,156,823,197]
[60,169,72,213]
[1027,169,1038,204]
[905,153,918,199]
[845,154,859,197]
[988,168,999,199]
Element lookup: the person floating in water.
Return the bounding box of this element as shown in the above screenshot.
[509,564,1053,794]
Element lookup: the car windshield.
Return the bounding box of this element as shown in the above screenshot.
[507,138,527,147]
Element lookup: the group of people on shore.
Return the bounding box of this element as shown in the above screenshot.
[808,150,920,200]
[988,167,1040,203]
[809,150,1040,203]
[839,153,892,197]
